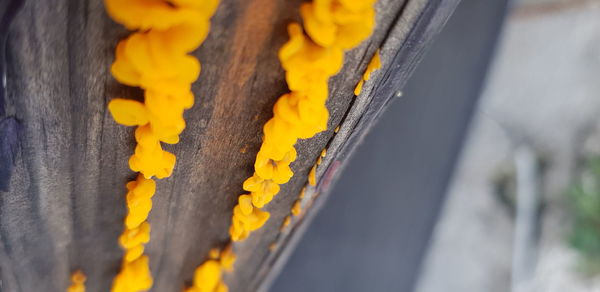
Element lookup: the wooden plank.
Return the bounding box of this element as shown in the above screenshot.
[0,0,457,291]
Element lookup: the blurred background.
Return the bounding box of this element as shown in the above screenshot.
[271,0,600,291]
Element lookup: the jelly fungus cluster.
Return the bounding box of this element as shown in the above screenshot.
[354,49,381,95]
[190,0,377,290]
[230,0,377,246]
[281,146,327,232]
[185,245,236,292]
[67,271,86,292]
[103,0,219,291]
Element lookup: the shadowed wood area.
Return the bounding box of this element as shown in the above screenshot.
[0,0,458,291]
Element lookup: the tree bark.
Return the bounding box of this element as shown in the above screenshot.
[0,0,458,291]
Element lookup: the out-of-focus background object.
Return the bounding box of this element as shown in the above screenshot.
[419,0,600,291]
[272,0,600,291]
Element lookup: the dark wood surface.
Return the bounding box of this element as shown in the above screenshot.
[0,0,458,291]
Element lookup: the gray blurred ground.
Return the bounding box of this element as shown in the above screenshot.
[416,0,600,291]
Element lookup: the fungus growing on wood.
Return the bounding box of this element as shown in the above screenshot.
[354,50,382,95]
[103,0,219,291]
[67,271,86,292]
[0,0,461,290]
[189,0,378,290]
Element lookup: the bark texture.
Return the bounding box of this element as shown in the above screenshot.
[0,0,458,291]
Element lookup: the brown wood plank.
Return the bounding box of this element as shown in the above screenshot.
[0,0,458,291]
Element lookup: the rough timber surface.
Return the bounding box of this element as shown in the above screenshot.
[0,0,458,291]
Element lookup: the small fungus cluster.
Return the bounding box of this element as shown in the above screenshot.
[97,0,378,290]
[185,245,236,292]
[280,146,326,233]
[103,0,219,291]
[279,48,381,234]
[191,0,377,290]
[67,271,86,292]
[354,49,381,95]
[229,0,377,244]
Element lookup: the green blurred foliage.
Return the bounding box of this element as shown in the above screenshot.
[568,157,600,275]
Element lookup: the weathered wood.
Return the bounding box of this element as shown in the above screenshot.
[0,0,458,291]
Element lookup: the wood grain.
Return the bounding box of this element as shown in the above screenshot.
[0,0,458,291]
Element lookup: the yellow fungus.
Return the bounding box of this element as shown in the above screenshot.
[125,175,156,229]
[299,187,306,199]
[67,271,86,292]
[242,174,280,208]
[334,125,340,133]
[238,194,254,215]
[321,148,327,157]
[250,192,274,209]
[291,201,302,216]
[254,147,296,184]
[108,99,149,126]
[301,0,376,49]
[187,260,227,292]
[192,0,376,289]
[308,164,317,186]
[242,174,280,195]
[118,221,150,249]
[364,50,381,80]
[354,80,364,96]
[188,245,234,291]
[124,245,145,263]
[353,49,381,95]
[194,260,221,289]
[105,0,219,291]
[230,205,270,240]
[219,245,236,272]
[111,256,153,292]
[224,0,374,243]
[209,248,221,260]
[282,216,291,229]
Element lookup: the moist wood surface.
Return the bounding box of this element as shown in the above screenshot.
[0,0,458,291]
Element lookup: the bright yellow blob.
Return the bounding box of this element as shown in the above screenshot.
[104,0,219,291]
[291,201,302,216]
[67,271,86,292]
[192,0,376,290]
[354,49,381,95]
